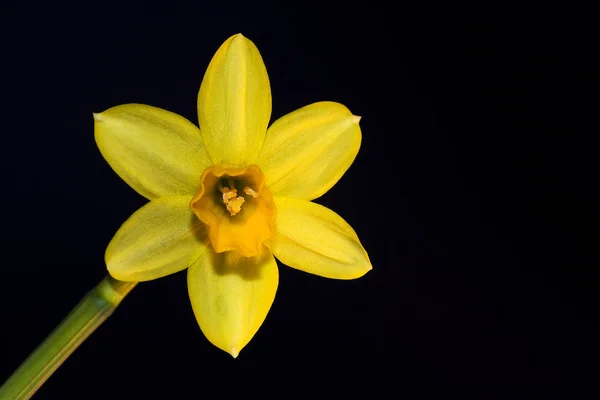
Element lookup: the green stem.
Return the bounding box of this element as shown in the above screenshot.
[0,276,136,400]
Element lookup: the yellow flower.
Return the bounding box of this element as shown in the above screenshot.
[93,34,372,357]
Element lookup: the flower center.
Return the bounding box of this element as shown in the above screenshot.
[190,165,275,257]
[217,178,260,216]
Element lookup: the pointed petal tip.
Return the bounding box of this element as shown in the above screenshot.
[353,115,362,124]
[229,33,247,44]
[360,259,374,275]
[350,263,373,279]
[92,112,102,122]
[229,347,240,358]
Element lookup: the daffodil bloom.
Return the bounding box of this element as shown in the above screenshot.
[94,34,372,357]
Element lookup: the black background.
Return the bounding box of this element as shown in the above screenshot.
[0,2,596,399]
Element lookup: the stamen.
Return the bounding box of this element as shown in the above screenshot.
[219,185,245,216]
[220,187,237,202]
[227,178,236,190]
[243,186,259,198]
[225,196,245,216]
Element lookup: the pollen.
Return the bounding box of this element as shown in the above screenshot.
[219,186,246,216]
[243,186,259,198]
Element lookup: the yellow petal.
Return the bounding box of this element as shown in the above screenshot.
[188,247,278,357]
[256,102,361,200]
[266,196,371,279]
[197,34,271,166]
[94,103,213,200]
[106,196,208,281]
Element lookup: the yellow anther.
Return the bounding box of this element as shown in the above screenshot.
[219,186,238,202]
[243,186,259,198]
[225,196,245,216]
[218,186,246,216]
